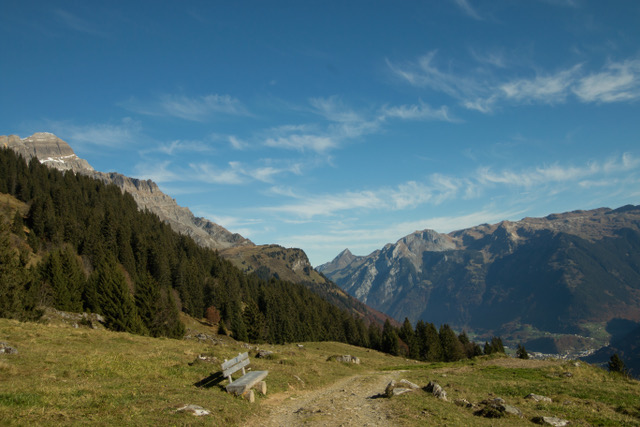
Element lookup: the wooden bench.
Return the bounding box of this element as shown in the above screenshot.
[221,352,268,401]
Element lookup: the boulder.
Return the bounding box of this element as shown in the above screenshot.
[256,350,274,358]
[425,381,447,401]
[385,379,420,397]
[525,393,552,403]
[475,398,522,419]
[532,416,570,426]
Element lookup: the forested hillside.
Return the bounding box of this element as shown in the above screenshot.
[0,148,372,345]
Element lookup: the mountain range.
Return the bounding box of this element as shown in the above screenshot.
[4,132,640,357]
[319,206,640,354]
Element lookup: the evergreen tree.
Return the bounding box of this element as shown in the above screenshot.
[135,271,161,335]
[516,344,529,359]
[398,317,418,359]
[420,322,443,362]
[243,299,266,342]
[439,324,465,362]
[381,319,399,356]
[152,287,185,339]
[368,322,382,351]
[608,353,627,375]
[93,255,145,334]
[0,223,37,319]
[11,210,24,237]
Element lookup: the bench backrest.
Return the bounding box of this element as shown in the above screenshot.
[222,352,250,381]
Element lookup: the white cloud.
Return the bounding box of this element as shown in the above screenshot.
[387,53,640,111]
[573,59,640,103]
[380,101,455,122]
[133,160,180,183]
[265,133,337,153]
[229,135,249,150]
[159,94,247,121]
[122,93,249,121]
[451,0,483,20]
[54,10,108,37]
[309,96,364,123]
[156,139,212,155]
[499,65,582,103]
[263,153,640,219]
[47,117,141,148]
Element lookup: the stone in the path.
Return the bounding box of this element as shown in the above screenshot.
[532,416,570,426]
[385,379,420,397]
[175,404,210,416]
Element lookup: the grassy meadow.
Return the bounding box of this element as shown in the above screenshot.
[1,314,639,426]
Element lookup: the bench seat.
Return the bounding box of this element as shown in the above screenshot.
[225,370,269,395]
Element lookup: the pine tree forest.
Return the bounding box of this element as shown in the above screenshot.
[0,148,499,361]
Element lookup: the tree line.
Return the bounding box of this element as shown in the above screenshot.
[1,147,500,360]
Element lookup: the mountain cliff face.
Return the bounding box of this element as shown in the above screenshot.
[319,206,640,351]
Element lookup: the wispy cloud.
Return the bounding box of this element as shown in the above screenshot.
[134,156,303,185]
[262,153,640,219]
[451,0,483,20]
[155,139,213,155]
[387,53,640,112]
[573,59,640,103]
[53,10,108,37]
[262,96,453,154]
[122,93,249,121]
[380,101,456,122]
[46,117,141,148]
[499,64,582,104]
[265,133,337,153]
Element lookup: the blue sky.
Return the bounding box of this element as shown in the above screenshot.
[2,0,640,265]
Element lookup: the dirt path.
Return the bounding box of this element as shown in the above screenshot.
[255,371,405,426]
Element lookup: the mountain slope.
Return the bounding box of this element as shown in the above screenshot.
[2,133,251,250]
[319,206,640,351]
[2,132,393,326]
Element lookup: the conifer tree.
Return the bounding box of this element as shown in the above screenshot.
[516,344,529,359]
[243,299,266,342]
[398,317,418,359]
[608,353,627,375]
[420,322,443,362]
[93,255,146,334]
[368,322,382,351]
[439,324,465,362]
[0,223,31,319]
[381,319,399,355]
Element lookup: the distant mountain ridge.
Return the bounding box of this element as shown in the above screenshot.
[319,205,640,352]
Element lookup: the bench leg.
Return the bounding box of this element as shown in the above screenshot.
[256,381,267,395]
[242,389,255,403]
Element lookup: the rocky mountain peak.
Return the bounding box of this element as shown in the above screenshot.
[1,133,94,173]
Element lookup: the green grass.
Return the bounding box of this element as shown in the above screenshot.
[1,316,639,426]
